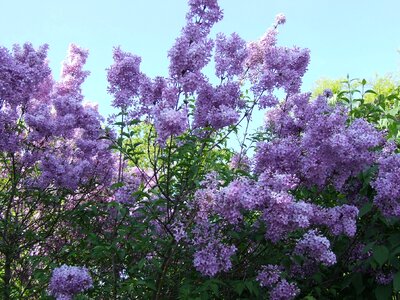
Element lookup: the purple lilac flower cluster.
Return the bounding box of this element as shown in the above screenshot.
[192,219,237,276]
[192,168,358,280]
[244,18,310,103]
[48,265,92,300]
[0,44,50,152]
[371,153,400,217]
[257,92,385,190]
[256,264,282,287]
[114,171,142,205]
[170,0,222,90]
[294,230,336,266]
[214,32,247,79]
[0,43,50,109]
[311,204,359,237]
[107,47,142,109]
[269,280,300,300]
[33,45,113,191]
[193,81,244,129]
[1,43,113,192]
[106,0,312,146]
[375,270,394,285]
[256,265,300,300]
[193,165,359,264]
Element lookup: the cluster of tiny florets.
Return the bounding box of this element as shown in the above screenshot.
[48,265,92,300]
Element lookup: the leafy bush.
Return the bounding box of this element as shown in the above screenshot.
[1,1,400,299]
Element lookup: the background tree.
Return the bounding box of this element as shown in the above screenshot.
[0,44,113,299]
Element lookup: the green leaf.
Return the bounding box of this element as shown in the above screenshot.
[359,203,373,217]
[233,281,245,296]
[129,119,140,125]
[137,258,146,270]
[245,281,256,295]
[374,285,392,300]
[393,272,400,292]
[373,245,389,267]
[210,282,219,295]
[389,234,400,247]
[110,182,124,189]
[351,272,364,295]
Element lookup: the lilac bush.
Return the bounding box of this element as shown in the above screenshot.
[71,0,399,297]
[100,0,380,297]
[1,0,400,299]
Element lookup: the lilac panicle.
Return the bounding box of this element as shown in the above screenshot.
[245,28,278,75]
[215,178,252,224]
[375,271,394,285]
[30,44,114,191]
[107,46,142,109]
[257,93,385,189]
[48,265,92,300]
[269,280,300,300]
[0,43,50,108]
[154,107,188,145]
[193,241,237,276]
[251,46,310,98]
[257,264,282,287]
[371,153,400,217]
[0,43,50,151]
[245,13,309,99]
[275,13,286,25]
[312,204,359,237]
[186,0,223,32]
[168,0,222,93]
[294,230,336,266]
[168,26,213,93]
[56,44,89,98]
[194,81,243,129]
[214,32,247,79]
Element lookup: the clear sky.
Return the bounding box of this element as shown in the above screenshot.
[1,0,399,117]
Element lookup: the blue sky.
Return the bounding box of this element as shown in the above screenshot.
[1,0,399,117]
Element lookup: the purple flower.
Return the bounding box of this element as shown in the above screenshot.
[275,13,286,25]
[193,241,237,276]
[294,230,336,266]
[214,32,247,78]
[168,23,213,93]
[0,43,50,108]
[323,88,333,98]
[107,47,142,109]
[56,44,89,98]
[269,280,299,300]
[371,153,400,217]
[191,216,237,276]
[375,270,394,285]
[252,46,310,96]
[48,265,92,300]
[215,178,256,223]
[194,81,243,129]
[258,93,384,189]
[171,221,188,243]
[257,264,282,287]
[154,107,188,145]
[186,0,223,31]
